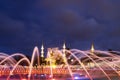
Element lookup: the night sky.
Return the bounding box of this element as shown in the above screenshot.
[0,0,120,55]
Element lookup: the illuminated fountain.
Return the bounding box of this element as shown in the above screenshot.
[0,43,120,80]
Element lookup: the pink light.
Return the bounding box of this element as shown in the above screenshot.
[85,75,88,78]
[49,75,53,78]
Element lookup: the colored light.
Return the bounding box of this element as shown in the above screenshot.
[51,64,56,68]
[74,76,79,79]
[49,75,52,78]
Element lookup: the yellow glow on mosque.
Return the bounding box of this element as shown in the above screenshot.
[52,64,56,68]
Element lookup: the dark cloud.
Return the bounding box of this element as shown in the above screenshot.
[0,13,25,32]
[0,0,120,55]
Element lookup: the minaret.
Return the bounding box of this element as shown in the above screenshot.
[41,44,44,58]
[63,42,66,54]
[91,43,95,54]
[63,42,66,63]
